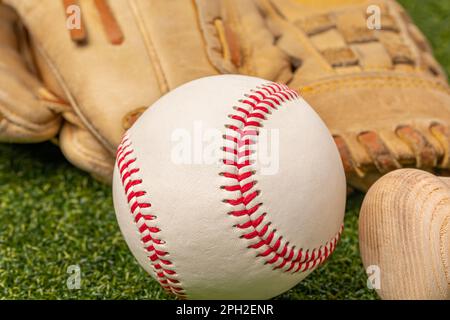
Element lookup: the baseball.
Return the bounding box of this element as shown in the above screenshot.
[113,75,346,299]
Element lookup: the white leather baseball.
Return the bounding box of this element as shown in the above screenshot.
[113,75,346,299]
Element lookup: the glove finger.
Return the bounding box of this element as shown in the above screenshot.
[59,120,115,184]
[196,0,292,82]
[0,3,62,143]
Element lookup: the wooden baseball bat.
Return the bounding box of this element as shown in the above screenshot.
[359,169,450,299]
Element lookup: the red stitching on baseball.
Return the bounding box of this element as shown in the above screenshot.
[220,82,344,273]
[116,135,186,299]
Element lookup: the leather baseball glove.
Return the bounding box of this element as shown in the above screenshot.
[1,0,450,191]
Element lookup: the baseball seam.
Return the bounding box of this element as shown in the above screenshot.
[116,135,186,299]
[220,82,343,273]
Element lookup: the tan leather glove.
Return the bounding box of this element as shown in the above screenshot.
[257,0,450,190]
[3,0,450,191]
[2,0,290,182]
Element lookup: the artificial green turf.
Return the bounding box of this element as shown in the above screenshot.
[0,138,374,300]
[0,0,448,300]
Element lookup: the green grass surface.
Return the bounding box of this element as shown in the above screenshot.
[0,0,449,300]
[0,140,372,300]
